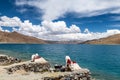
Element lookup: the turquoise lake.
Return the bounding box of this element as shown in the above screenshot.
[0,44,120,80]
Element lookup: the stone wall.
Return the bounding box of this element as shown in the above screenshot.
[44,71,91,80]
[0,55,21,66]
[0,54,92,80]
[5,62,50,74]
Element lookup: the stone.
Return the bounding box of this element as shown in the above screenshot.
[0,54,21,66]
[4,61,50,74]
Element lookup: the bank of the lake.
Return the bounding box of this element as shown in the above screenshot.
[0,44,120,80]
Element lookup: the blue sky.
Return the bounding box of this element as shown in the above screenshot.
[0,0,40,23]
[0,0,120,32]
[0,0,120,41]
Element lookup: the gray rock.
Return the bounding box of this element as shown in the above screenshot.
[0,55,21,65]
[5,62,50,74]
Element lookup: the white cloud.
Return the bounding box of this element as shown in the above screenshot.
[0,16,22,27]
[16,0,120,20]
[84,28,90,33]
[0,16,120,41]
[4,30,10,32]
[41,20,80,34]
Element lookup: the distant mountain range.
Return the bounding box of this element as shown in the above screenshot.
[46,40,82,44]
[0,31,47,44]
[82,34,120,44]
[0,31,120,44]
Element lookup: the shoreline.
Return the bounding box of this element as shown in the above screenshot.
[0,54,92,80]
[0,44,120,80]
[0,43,120,46]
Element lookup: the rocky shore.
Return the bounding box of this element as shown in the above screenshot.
[5,61,50,74]
[0,54,21,66]
[0,54,92,80]
[43,71,91,80]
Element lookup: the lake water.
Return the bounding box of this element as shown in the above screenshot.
[0,44,120,80]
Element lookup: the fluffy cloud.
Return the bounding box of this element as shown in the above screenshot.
[0,16,120,41]
[15,0,120,20]
[41,21,80,34]
[0,16,21,27]
[84,28,90,33]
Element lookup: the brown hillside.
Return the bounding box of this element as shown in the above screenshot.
[82,34,120,44]
[0,31,47,44]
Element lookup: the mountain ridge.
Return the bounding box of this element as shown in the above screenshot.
[81,34,120,44]
[0,31,120,44]
[0,31,47,44]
